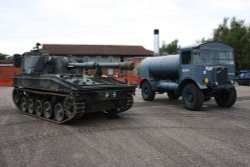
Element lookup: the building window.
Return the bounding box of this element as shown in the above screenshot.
[83,56,89,62]
[97,56,102,62]
[119,69,125,76]
[108,56,113,62]
[108,68,113,75]
[120,57,124,62]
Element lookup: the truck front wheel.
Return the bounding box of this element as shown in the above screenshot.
[141,81,155,101]
[215,88,237,107]
[182,83,204,111]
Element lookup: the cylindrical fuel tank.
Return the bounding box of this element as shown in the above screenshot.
[140,54,180,79]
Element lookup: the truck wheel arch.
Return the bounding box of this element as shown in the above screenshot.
[178,79,199,95]
[139,79,148,88]
[140,79,157,91]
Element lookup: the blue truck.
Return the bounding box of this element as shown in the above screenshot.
[139,42,237,110]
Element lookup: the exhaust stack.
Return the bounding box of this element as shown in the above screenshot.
[154,29,160,55]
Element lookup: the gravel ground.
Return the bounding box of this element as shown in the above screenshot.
[0,86,250,167]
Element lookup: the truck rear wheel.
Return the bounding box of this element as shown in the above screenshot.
[167,91,179,100]
[141,81,155,101]
[182,83,204,111]
[215,88,237,107]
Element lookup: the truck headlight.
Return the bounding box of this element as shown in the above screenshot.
[203,77,209,85]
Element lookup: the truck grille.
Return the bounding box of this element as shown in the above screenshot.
[216,67,228,85]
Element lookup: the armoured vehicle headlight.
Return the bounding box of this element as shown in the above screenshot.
[105,92,110,98]
[203,77,209,85]
[112,91,117,97]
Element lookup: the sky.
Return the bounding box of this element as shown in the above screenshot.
[1,0,250,55]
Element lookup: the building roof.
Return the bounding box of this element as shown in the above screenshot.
[42,44,153,57]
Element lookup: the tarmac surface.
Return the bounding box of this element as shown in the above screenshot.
[0,86,250,167]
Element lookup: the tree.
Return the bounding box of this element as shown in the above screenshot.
[0,53,8,60]
[211,17,250,71]
[160,39,180,54]
[0,53,12,61]
[196,37,213,44]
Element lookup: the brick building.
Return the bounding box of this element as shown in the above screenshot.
[43,44,153,83]
[0,44,153,86]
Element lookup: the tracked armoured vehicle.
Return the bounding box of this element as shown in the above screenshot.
[12,44,136,123]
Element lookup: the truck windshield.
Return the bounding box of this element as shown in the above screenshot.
[196,50,234,65]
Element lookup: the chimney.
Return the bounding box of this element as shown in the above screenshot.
[154,29,160,55]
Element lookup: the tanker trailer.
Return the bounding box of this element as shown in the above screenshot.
[12,44,136,123]
[139,42,237,110]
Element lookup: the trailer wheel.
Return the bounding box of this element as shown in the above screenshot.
[141,81,155,101]
[182,83,204,111]
[215,88,237,107]
[167,91,179,100]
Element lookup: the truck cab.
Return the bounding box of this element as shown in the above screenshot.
[139,42,237,110]
[179,42,235,89]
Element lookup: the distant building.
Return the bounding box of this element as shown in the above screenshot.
[43,44,153,79]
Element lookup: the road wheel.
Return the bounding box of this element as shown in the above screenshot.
[12,89,21,106]
[20,97,27,112]
[54,103,65,122]
[27,98,34,114]
[44,101,53,119]
[215,88,237,107]
[182,83,204,111]
[35,100,43,116]
[167,91,179,100]
[141,81,155,101]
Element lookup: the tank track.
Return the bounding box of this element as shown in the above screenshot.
[117,95,134,113]
[12,88,85,124]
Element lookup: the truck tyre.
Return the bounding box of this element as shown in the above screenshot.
[141,81,155,101]
[215,88,237,107]
[182,83,204,111]
[167,91,179,100]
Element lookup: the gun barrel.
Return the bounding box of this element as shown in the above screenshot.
[67,62,98,69]
[68,62,134,70]
[98,62,135,70]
